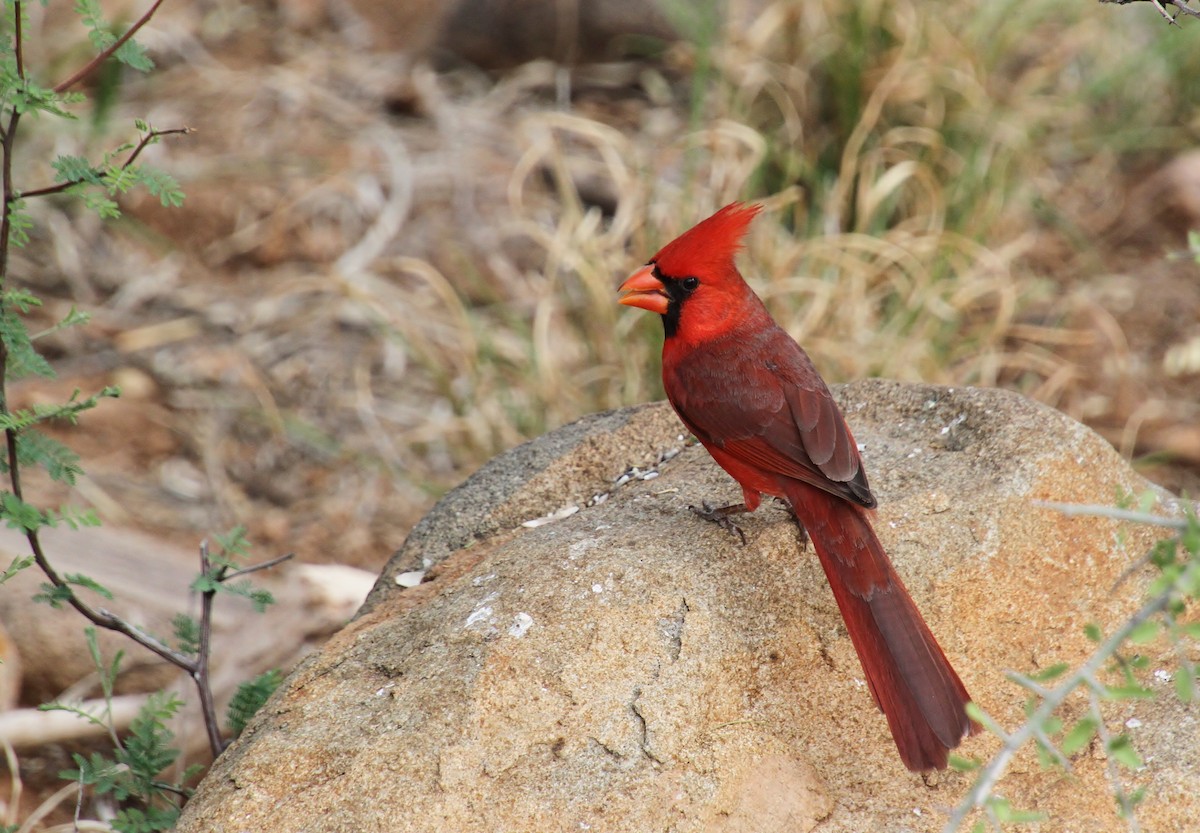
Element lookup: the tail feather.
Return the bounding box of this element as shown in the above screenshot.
[784,481,977,771]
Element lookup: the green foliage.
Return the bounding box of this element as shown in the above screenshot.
[53,154,105,185]
[227,669,284,736]
[15,430,84,483]
[172,612,201,656]
[41,634,201,832]
[1,491,44,532]
[0,305,55,379]
[190,526,277,612]
[3,197,31,247]
[0,3,284,830]
[0,552,33,585]
[61,691,192,832]
[138,166,185,207]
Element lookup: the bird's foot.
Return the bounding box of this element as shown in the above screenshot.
[689,501,749,545]
[788,511,810,551]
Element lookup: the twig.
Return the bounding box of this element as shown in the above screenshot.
[195,540,225,758]
[1086,687,1143,832]
[2,739,20,829]
[1101,0,1200,22]
[12,2,23,81]
[53,0,169,94]
[223,551,294,581]
[19,126,194,201]
[1032,501,1189,529]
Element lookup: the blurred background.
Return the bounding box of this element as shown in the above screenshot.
[11,0,1200,574]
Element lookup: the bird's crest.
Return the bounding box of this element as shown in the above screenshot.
[651,202,761,280]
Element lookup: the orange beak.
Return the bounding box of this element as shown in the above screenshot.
[618,265,669,315]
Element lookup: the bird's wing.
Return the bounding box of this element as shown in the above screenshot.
[666,327,876,508]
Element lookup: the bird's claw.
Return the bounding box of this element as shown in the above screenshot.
[689,500,748,546]
[789,511,810,551]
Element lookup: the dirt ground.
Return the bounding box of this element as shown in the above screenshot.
[9,0,1199,578]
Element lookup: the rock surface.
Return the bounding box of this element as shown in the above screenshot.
[175,380,1195,832]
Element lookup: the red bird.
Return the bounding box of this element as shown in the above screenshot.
[619,203,977,771]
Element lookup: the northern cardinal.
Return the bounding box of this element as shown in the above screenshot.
[619,203,977,771]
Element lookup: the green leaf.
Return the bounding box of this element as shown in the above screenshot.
[84,626,123,703]
[61,750,127,796]
[64,572,113,600]
[1175,664,1195,703]
[32,305,92,340]
[1084,622,1102,643]
[17,430,84,484]
[33,582,74,608]
[1,492,45,532]
[75,0,107,37]
[103,163,140,194]
[990,796,1047,824]
[0,304,55,380]
[138,167,184,207]
[1103,684,1155,700]
[1029,662,1070,682]
[171,613,200,656]
[38,699,110,732]
[52,154,104,185]
[1061,715,1098,756]
[114,38,154,73]
[74,184,122,219]
[1182,514,1200,558]
[946,753,980,772]
[1149,537,1177,569]
[1127,620,1160,645]
[45,505,102,529]
[227,669,283,736]
[0,553,34,585]
[1106,734,1144,770]
[118,691,182,789]
[964,700,988,724]
[229,580,274,613]
[5,200,33,247]
[1180,621,1200,640]
[214,526,250,560]
[190,573,221,594]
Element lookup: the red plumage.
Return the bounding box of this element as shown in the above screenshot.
[620,202,977,771]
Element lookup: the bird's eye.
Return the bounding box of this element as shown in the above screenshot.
[681,276,700,292]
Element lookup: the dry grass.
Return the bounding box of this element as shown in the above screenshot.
[7,0,1200,571]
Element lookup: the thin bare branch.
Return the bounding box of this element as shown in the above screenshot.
[53,0,169,94]
[195,540,225,758]
[222,551,294,582]
[1033,501,1189,529]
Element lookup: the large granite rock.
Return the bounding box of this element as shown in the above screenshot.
[175,380,1195,832]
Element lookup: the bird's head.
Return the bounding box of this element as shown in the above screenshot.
[619,202,762,340]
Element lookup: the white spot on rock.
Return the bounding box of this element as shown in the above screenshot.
[508,612,534,637]
[523,504,580,528]
[395,570,426,588]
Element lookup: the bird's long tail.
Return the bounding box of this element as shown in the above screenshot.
[784,480,978,771]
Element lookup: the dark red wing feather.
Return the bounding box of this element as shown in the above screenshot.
[664,322,874,508]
